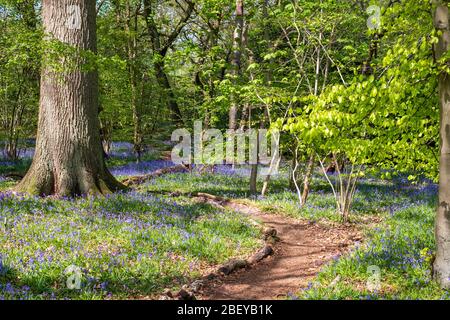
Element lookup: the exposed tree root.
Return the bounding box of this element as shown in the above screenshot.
[14,165,127,197]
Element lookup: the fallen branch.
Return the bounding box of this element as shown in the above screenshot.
[248,245,274,264]
[122,165,189,186]
[218,259,249,275]
[157,194,278,299]
[195,192,229,204]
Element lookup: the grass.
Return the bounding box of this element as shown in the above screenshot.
[297,200,443,299]
[145,171,253,198]
[0,192,262,299]
[0,159,31,177]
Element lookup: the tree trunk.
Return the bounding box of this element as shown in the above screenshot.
[154,60,183,124]
[434,2,450,289]
[229,0,244,131]
[260,0,275,197]
[125,0,144,161]
[100,119,113,155]
[142,0,191,125]
[301,154,315,205]
[289,149,297,191]
[15,0,125,196]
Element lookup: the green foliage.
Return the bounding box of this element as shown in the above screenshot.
[281,0,439,181]
[0,1,40,159]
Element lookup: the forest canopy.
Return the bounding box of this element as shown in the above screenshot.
[0,0,439,180]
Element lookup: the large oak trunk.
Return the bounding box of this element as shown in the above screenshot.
[434,2,450,289]
[15,0,124,196]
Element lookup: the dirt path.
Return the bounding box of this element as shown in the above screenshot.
[195,196,362,300]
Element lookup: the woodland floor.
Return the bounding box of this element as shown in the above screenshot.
[0,142,449,300]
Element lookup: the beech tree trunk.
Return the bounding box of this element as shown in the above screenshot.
[15,0,125,196]
[434,2,450,289]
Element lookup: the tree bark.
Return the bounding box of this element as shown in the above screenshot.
[142,0,193,125]
[154,60,183,123]
[260,0,275,197]
[15,0,125,196]
[301,154,315,205]
[434,1,450,289]
[124,0,144,161]
[229,0,244,131]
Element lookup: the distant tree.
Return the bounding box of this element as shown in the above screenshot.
[142,0,195,124]
[0,0,40,160]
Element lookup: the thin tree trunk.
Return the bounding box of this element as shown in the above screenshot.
[15,0,125,196]
[229,0,244,131]
[124,1,143,162]
[434,2,450,289]
[260,0,276,197]
[100,119,113,155]
[249,164,258,194]
[154,60,183,123]
[301,154,315,205]
[288,145,297,191]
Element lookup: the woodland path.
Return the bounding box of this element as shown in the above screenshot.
[193,194,362,300]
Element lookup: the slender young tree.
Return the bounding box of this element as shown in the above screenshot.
[434,1,450,289]
[124,0,144,162]
[229,0,244,131]
[15,0,124,196]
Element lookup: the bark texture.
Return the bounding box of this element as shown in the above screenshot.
[301,154,315,205]
[15,0,125,196]
[229,0,244,131]
[434,2,450,289]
